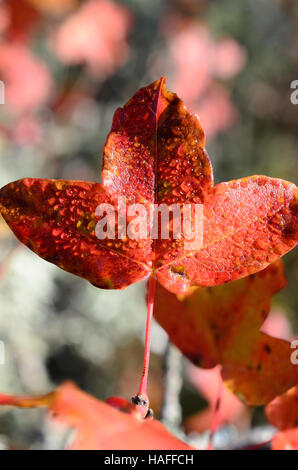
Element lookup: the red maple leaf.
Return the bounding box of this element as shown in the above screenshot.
[1,78,297,293]
[0,78,297,402]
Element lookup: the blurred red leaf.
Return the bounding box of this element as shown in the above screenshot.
[266,385,298,430]
[152,17,246,137]
[0,42,53,114]
[184,366,250,434]
[53,0,132,78]
[0,382,194,450]
[0,4,9,36]
[197,85,238,138]
[4,0,41,42]
[266,386,298,450]
[0,78,297,293]
[154,261,298,405]
[271,428,298,450]
[166,21,246,100]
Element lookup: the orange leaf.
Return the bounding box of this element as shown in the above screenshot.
[154,261,298,405]
[0,382,194,450]
[271,428,298,450]
[266,385,298,431]
[266,385,298,450]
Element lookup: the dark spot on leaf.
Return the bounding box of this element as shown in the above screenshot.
[170,265,189,279]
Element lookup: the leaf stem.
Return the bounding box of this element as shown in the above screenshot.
[137,274,156,401]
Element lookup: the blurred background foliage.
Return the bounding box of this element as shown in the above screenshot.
[0,0,297,449]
